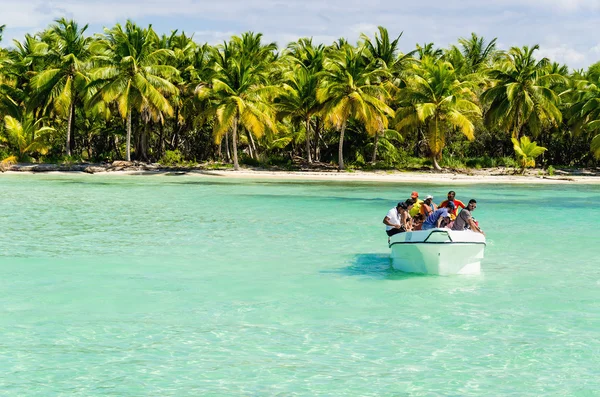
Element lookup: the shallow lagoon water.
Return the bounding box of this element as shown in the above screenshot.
[1,174,599,396]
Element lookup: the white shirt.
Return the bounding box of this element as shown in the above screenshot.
[385,207,401,231]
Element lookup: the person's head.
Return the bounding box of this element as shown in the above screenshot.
[397,202,408,212]
[405,198,415,209]
[446,201,456,210]
[411,191,419,200]
[447,190,456,200]
[467,199,477,211]
[424,195,433,204]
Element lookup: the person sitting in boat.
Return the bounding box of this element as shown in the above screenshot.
[412,212,425,231]
[452,199,485,235]
[422,201,454,230]
[439,191,465,220]
[419,195,437,218]
[383,200,414,237]
[408,191,422,219]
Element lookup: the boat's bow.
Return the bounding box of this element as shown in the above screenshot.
[389,229,486,275]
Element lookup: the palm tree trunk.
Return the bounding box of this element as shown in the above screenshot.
[126,108,132,162]
[313,117,321,162]
[70,102,76,154]
[114,135,122,159]
[305,116,312,163]
[65,100,74,156]
[371,130,380,164]
[248,130,258,160]
[247,131,254,159]
[142,122,149,161]
[232,112,240,171]
[172,106,180,149]
[432,155,442,171]
[338,119,347,171]
[225,131,231,162]
[158,123,164,159]
[87,131,93,160]
[513,110,520,139]
[432,117,442,172]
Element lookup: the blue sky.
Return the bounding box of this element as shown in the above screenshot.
[1,0,600,68]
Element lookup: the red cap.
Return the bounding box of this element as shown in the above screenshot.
[411,191,419,198]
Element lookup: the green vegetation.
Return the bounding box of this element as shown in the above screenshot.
[1,115,53,162]
[512,136,547,174]
[0,21,599,171]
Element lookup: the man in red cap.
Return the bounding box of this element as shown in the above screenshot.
[408,191,423,219]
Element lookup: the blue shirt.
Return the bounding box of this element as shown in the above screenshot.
[423,208,450,228]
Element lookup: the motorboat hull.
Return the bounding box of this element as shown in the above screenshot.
[389,229,486,275]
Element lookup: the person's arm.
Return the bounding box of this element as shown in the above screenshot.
[435,214,444,228]
[398,212,408,230]
[383,216,401,229]
[456,200,466,209]
[468,217,484,235]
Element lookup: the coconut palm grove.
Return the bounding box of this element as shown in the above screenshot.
[1,20,599,171]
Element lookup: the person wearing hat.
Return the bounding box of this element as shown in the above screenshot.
[408,191,423,218]
[422,201,454,230]
[419,195,437,218]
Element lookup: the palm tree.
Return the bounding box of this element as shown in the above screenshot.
[278,38,325,163]
[360,26,415,163]
[512,135,547,173]
[30,18,91,156]
[88,21,178,161]
[416,43,443,60]
[481,45,565,139]
[394,58,481,171]
[361,27,403,70]
[285,38,326,162]
[158,31,203,156]
[318,45,394,170]
[197,33,278,170]
[1,115,54,162]
[1,34,44,117]
[567,66,600,159]
[276,64,320,163]
[457,33,498,75]
[287,38,325,73]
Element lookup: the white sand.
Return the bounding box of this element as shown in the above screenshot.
[4,168,599,184]
[190,169,599,184]
[99,169,600,184]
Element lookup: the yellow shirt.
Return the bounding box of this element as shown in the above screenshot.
[409,199,423,217]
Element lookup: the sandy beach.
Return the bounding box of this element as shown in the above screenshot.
[179,169,600,184]
[4,167,600,184]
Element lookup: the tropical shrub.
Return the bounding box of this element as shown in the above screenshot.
[160,149,185,166]
[512,135,547,174]
[1,115,54,162]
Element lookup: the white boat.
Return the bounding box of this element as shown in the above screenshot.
[389,228,486,275]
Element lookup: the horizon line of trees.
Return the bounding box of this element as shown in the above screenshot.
[0,19,599,171]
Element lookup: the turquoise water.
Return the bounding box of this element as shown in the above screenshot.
[1,174,599,396]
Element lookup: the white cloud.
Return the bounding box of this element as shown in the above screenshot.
[1,0,599,67]
[537,45,586,65]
